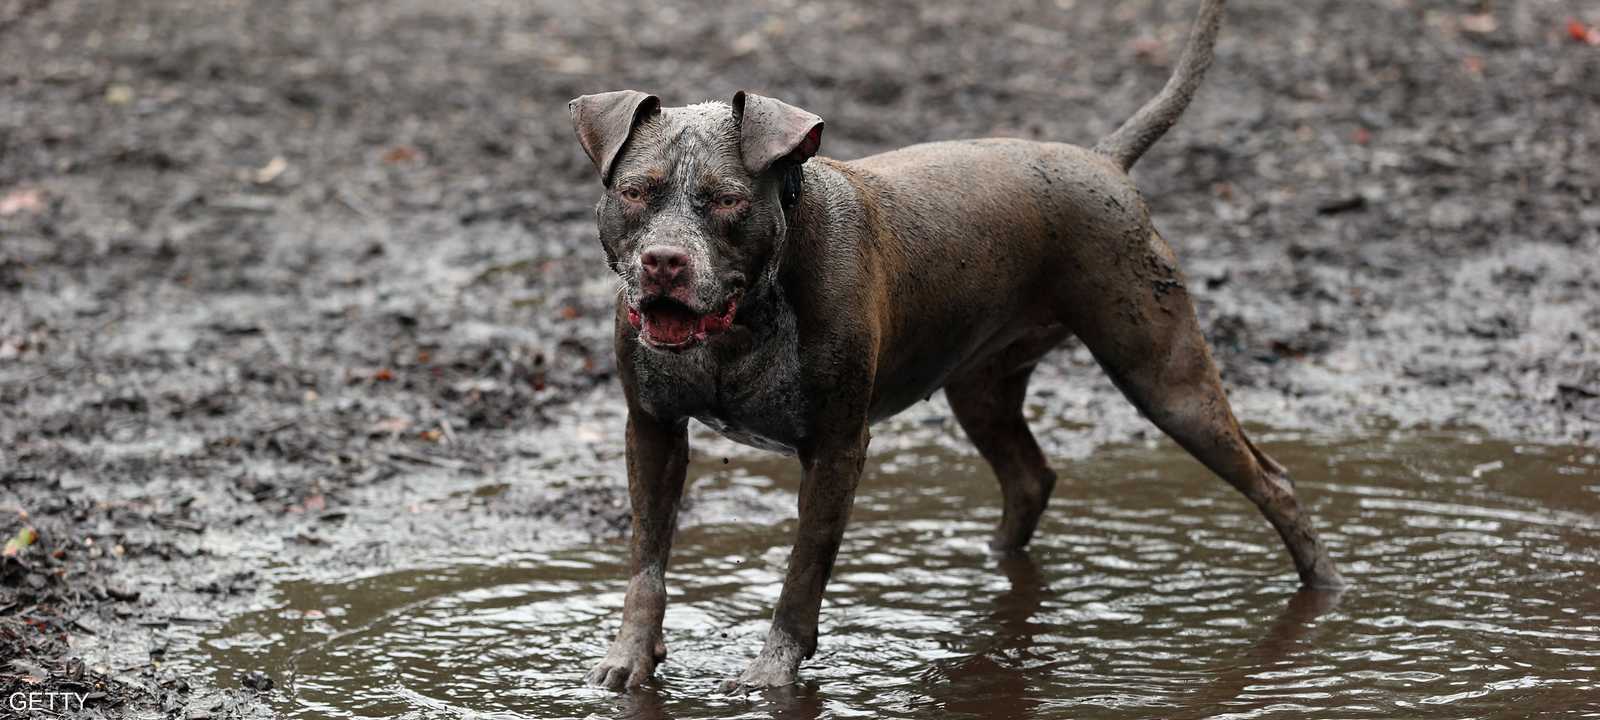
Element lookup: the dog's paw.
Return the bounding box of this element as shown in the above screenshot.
[585,637,665,691]
[719,644,803,694]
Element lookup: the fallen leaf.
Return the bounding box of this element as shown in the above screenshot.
[731,32,762,57]
[553,55,591,74]
[382,145,421,164]
[1569,19,1600,45]
[373,368,395,382]
[105,84,134,105]
[1352,127,1372,145]
[254,156,289,184]
[370,416,411,434]
[3,526,38,557]
[0,188,45,216]
[1131,36,1167,64]
[1459,13,1497,34]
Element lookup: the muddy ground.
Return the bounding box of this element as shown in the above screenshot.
[2,0,1598,717]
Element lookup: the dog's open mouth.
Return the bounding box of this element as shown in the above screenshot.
[628,293,740,350]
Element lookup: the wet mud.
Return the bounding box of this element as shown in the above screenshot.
[2,0,1598,717]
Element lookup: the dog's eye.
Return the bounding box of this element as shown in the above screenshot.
[713,195,745,211]
[620,188,645,204]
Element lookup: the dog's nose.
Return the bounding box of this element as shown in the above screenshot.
[640,247,690,287]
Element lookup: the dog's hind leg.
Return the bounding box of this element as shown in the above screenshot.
[947,363,1058,553]
[1061,231,1345,589]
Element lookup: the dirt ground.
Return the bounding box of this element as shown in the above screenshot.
[2,0,1598,716]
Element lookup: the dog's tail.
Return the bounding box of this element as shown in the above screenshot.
[1093,0,1226,171]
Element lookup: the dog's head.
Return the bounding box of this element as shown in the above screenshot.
[569,90,823,352]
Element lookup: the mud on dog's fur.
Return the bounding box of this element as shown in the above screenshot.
[569,0,1344,692]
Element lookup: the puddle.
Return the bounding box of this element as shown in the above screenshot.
[201,434,1600,718]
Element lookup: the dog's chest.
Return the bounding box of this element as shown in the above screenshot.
[630,319,811,455]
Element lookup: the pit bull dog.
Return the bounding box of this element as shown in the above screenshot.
[568,0,1344,692]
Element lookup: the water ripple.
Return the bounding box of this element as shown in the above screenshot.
[202,434,1600,718]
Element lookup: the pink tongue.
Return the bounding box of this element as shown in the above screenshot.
[644,307,697,344]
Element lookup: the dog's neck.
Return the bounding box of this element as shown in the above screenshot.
[739,163,819,330]
[737,262,793,346]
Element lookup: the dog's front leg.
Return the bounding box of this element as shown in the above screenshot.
[723,425,869,692]
[586,409,689,690]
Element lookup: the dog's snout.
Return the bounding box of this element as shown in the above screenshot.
[641,247,687,273]
[640,248,689,283]
[639,246,691,293]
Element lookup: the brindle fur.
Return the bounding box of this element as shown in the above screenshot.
[571,0,1344,693]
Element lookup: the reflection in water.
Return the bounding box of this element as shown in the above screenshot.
[1177,587,1342,718]
[928,553,1048,720]
[198,434,1600,718]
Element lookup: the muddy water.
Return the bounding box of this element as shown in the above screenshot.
[202,434,1600,718]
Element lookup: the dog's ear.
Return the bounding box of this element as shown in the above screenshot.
[732,91,823,176]
[568,90,660,185]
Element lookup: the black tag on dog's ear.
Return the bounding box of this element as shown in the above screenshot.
[780,163,803,209]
